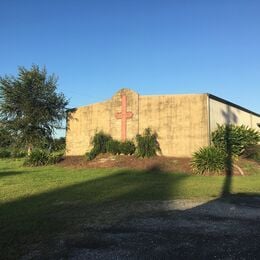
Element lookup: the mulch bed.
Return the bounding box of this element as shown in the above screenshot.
[58,154,257,175]
[59,154,192,173]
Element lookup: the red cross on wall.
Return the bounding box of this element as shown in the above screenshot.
[115,94,133,141]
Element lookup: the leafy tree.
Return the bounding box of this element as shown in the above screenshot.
[39,136,66,152]
[0,65,68,154]
[0,127,13,148]
[51,137,66,152]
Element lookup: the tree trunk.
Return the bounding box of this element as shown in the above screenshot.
[27,145,33,156]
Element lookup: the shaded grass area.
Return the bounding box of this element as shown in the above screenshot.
[0,159,259,259]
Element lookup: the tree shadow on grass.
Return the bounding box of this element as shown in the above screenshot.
[0,157,259,259]
[0,170,28,178]
[0,166,188,259]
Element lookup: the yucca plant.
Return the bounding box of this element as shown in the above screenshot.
[23,149,49,166]
[24,149,63,166]
[191,146,226,175]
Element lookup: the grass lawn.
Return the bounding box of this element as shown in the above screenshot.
[0,158,259,258]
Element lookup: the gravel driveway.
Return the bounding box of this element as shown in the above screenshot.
[65,195,260,259]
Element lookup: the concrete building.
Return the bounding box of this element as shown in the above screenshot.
[66,88,260,157]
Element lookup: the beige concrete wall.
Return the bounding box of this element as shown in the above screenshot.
[66,89,210,157]
[66,89,139,156]
[66,90,259,157]
[138,94,209,157]
[66,100,111,155]
[209,98,260,133]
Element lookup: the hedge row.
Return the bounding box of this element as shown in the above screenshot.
[0,149,27,159]
[86,128,161,160]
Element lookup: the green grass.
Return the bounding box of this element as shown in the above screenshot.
[0,159,259,259]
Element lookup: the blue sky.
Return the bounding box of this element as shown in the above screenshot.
[0,0,259,135]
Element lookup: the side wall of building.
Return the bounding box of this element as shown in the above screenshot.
[209,98,260,135]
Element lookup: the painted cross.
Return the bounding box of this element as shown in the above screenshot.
[115,94,133,141]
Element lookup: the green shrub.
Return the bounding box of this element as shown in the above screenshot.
[212,124,260,156]
[91,131,112,154]
[87,133,136,159]
[243,145,260,163]
[251,152,260,163]
[191,146,226,174]
[106,139,121,155]
[47,151,64,164]
[0,149,11,158]
[86,131,113,160]
[136,128,161,158]
[24,150,63,166]
[24,150,49,166]
[87,129,157,160]
[11,150,27,158]
[86,146,100,161]
[120,141,136,155]
[0,148,27,159]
